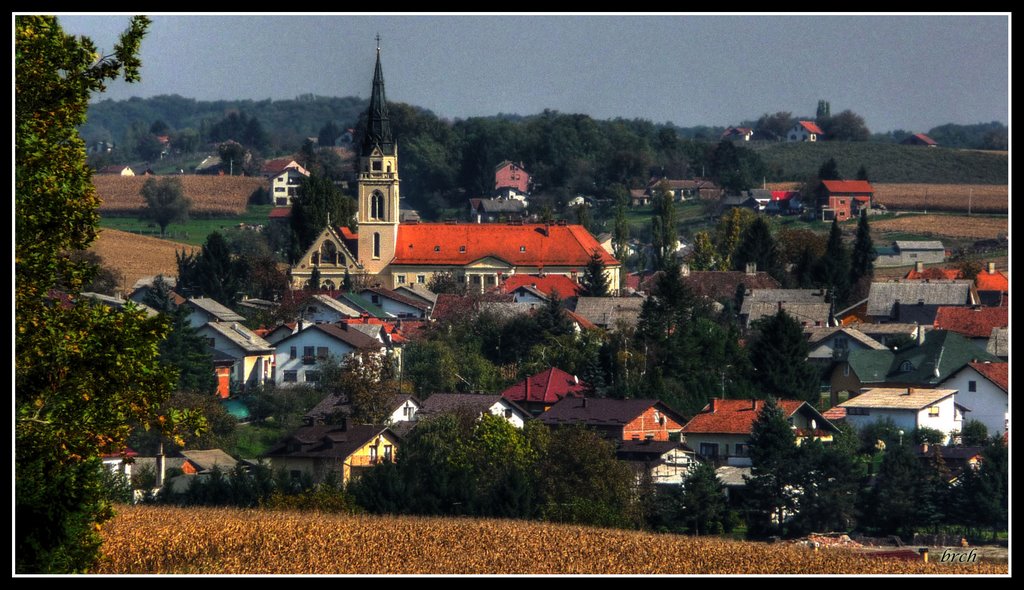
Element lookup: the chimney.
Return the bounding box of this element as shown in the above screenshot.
[751,399,757,411]
[525,376,531,400]
[156,441,166,489]
[745,262,756,275]
[988,262,996,274]
[915,261,924,273]
[710,399,718,414]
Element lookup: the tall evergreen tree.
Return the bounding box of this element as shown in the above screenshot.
[813,219,852,307]
[289,175,357,255]
[733,216,785,283]
[789,438,861,535]
[650,180,678,271]
[849,209,876,285]
[746,310,821,402]
[818,157,841,181]
[176,232,246,306]
[856,164,870,181]
[580,250,611,297]
[744,398,802,538]
[679,462,729,535]
[862,443,929,539]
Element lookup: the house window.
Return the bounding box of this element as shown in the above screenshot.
[283,370,298,383]
[735,443,750,457]
[275,187,285,192]
[900,361,914,372]
[929,406,940,417]
[417,275,425,284]
[369,446,378,462]
[290,346,297,359]
[968,380,977,392]
[504,409,513,419]
[699,443,719,458]
[434,245,440,252]
[459,246,466,253]
[403,405,413,418]
[397,275,406,284]
[305,371,321,383]
[843,364,850,377]
[909,253,917,259]
[372,160,382,172]
[520,246,526,252]
[847,407,869,416]
[383,445,393,462]
[303,346,315,365]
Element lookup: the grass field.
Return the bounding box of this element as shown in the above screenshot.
[100,205,275,246]
[95,506,1007,575]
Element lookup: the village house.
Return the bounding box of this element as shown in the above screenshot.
[573,296,646,331]
[721,126,754,141]
[932,305,1008,351]
[804,326,889,363]
[494,160,531,200]
[469,197,527,222]
[680,399,838,466]
[973,262,1009,306]
[263,423,400,485]
[273,323,384,386]
[788,121,824,142]
[287,49,620,293]
[358,286,432,319]
[538,398,686,442]
[875,241,947,268]
[838,388,966,444]
[417,393,531,429]
[303,392,421,430]
[499,274,583,303]
[263,158,310,207]
[97,164,135,176]
[739,288,832,329]
[901,133,938,147]
[616,440,700,487]
[680,264,781,302]
[818,180,873,222]
[939,361,1008,436]
[500,367,587,416]
[866,280,977,324]
[195,321,275,390]
[185,296,246,329]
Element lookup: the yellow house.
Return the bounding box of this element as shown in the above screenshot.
[263,423,399,485]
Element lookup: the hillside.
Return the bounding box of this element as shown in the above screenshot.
[753,141,1007,184]
[89,228,196,289]
[97,505,1006,575]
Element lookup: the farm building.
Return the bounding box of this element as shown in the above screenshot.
[875,240,946,267]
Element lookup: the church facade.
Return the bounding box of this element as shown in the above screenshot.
[289,46,620,293]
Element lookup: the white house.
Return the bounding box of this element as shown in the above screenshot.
[940,362,1008,436]
[788,121,824,142]
[301,294,364,323]
[195,321,275,389]
[273,323,384,386]
[270,167,310,207]
[839,388,966,443]
[417,393,531,429]
[616,441,699,486]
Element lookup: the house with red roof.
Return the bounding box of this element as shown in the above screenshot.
[818,180,874,221]
[500,274,583,303]
[681,399,838,466]
[974,262,1009,306]
[788,121,824,142]
[933,305,1008,350]
[901,133,938,147]
[939,361,1007,437]
[500,367,587,416]
[721,127,754,142]
[539,398,686,442]
[289,47,619,293]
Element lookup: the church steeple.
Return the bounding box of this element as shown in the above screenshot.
[363,36,394,156]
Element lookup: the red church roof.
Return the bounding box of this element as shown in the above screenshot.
[933,306,1008,339]
[968,362,1008,392]
[681,399,808,435]
[501,367,587,405]
[821,180,874,194]
[391,223,618,267]
[501,274,583,298]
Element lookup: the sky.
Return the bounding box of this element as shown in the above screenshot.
[55,13,1010,133]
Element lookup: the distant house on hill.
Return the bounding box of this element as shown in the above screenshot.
[721,126,754,142]
[263,159,310,207]
[818,180,873,222]
[494,160,531,199]
[98,165,134,176]
[788,121,824,142]
[901,133,938,147]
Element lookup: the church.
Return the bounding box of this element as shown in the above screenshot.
[289,45,620,293]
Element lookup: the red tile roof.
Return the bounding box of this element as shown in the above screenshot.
[566,309,597,331]
[391,223,618,267]
[339,226,358,240]
[909,133,938,146]
[905,267,962,281]
[501,367,587,405]
[501,274,583,298]
[821,406,847,421]
[262,158,302,176]
[975,269,1009,293]
[770,190,799,201]
[681,399,808,435]
[799,121,825,135]
[933,306,1008,338]
[968,362,1008,392]
[821,180,874,194]
[269,207,292,219]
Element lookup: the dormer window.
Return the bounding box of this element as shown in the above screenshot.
[520,246,526,252]
[900,361,914,372]
[459,246,466,253]
[434,245,440,252]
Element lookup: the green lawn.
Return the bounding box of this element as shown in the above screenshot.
[100,205,274,246]
[232,422,286,460]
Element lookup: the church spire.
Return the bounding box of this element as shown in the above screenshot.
[362,36,394,156]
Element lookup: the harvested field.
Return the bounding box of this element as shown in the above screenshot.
[765,183,1008,214]
[95,505,1007,575]
[94,174,267,216]
[870,215,1008,241]
[88,228,196,290]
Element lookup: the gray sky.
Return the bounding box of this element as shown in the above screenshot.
[56,13,1010,133]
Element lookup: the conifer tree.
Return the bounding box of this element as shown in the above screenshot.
[733,216,785,283]
[849,209,876,285]
[747,310,821,402]
[679,462,728,535]
[580,250,611,297]
[744,398,801,537]
[813,219,852,307]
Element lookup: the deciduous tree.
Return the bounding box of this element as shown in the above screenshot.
[140,176,191,236]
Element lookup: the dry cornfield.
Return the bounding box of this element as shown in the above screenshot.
[89,228,197,290]
[764,183,1008,214]
[95,506,1008,575]
[94,175,267,216]
[868,214,1008,241]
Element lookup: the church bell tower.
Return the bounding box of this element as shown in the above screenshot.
[357,37,400,276]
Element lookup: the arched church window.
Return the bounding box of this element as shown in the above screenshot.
[371,191,385,220]
[321,241,338,265]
